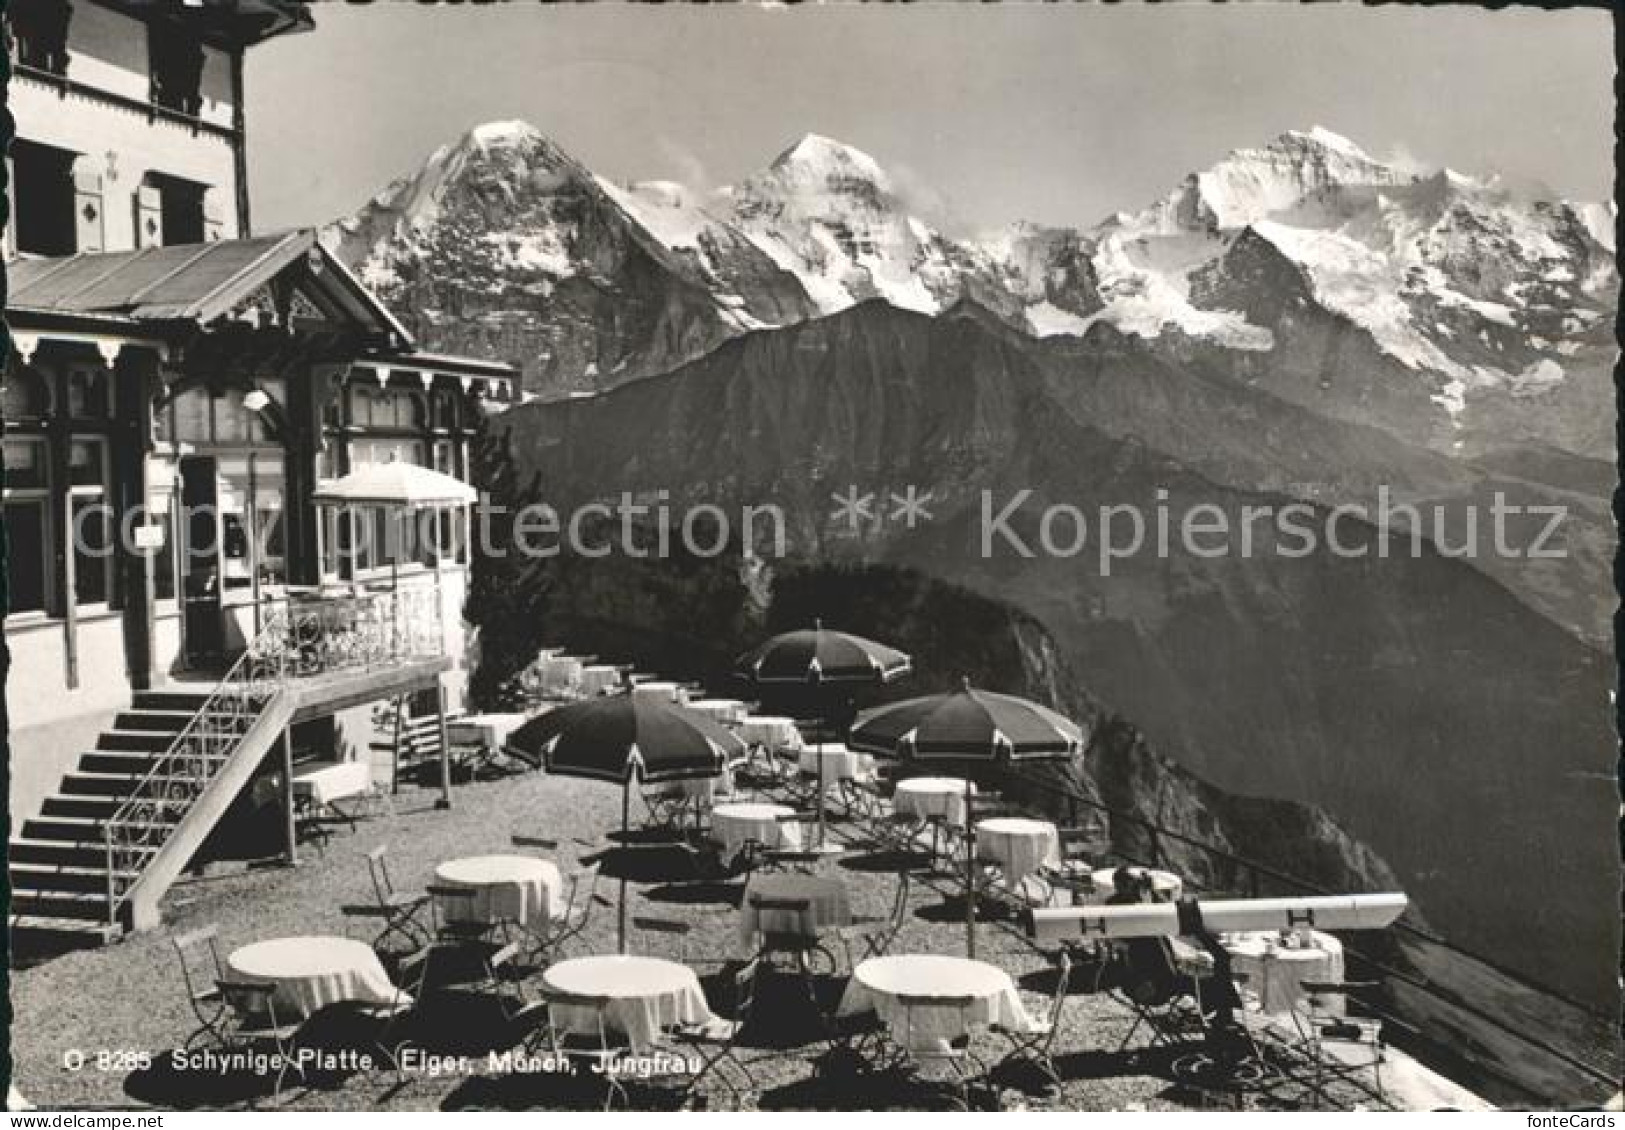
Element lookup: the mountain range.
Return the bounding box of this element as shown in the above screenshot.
[325,121,1615,465]
[322,122,1619,1042]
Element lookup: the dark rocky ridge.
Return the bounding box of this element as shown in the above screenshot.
[481,299,1617,1011]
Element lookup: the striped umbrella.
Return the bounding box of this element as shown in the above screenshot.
[736,621,911,845]
[850,679,1083,956]
[509,692,744,951]
[736,620,912,687]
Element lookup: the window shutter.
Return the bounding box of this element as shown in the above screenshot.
[73,168,104,253]
[135,183,163,248]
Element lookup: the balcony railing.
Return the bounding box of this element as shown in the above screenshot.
[280,585,446,679]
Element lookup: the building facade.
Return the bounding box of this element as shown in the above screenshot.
[3,0,516,921]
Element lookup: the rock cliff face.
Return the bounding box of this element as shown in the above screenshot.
[481,300,1616,1011]
[324,121,819,395]
[466,535,1401,903]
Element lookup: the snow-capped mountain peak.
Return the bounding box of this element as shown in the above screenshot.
[767,132,892,186]
[466,119,548,149]
[325,122,1614,445]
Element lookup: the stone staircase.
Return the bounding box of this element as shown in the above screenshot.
[8,690,214,948]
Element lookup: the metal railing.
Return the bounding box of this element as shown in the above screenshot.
[281,584,446,677]
[1001,773,1619,1104]
[102,608,293,925]
[100,587,447,926]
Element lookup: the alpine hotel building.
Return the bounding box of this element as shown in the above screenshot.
[4,0,518,942]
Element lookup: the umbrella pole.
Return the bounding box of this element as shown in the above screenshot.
[619,779,631,955]
[965,776,976,958]
[816,726,826,848]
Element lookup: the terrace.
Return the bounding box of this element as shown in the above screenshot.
[9,700,1490,1113]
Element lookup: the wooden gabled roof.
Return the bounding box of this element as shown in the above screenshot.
[8,230,413,344]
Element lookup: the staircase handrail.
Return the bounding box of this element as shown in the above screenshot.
[101,607,295,923]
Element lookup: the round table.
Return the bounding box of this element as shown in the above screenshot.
[226,935,408,1019]
[738,873,852,943]
[1089,866,1184,903]
[542,955,715,1051]
[579,665,623,696]
[837,954,1038,1051]
[433,854,563,927]
[975,817,1060,887]
[797,744,873,783]
[1222,930,1346,1016]
[539,656,583,693]
[710,802,801,856]
[447,713,528,754]
[632,681,685,704]
[689,699,748,725]
[736,715,803,753]
[893,777,976,827]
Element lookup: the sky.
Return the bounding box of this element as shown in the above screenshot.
[250,3,1613,236]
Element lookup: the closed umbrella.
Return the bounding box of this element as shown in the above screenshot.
[507,690,744,952]
[850,678,1082,956]
[736,621,910,846]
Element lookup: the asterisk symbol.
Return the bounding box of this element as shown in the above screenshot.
[889,485,934,529]
[830,485,876,532]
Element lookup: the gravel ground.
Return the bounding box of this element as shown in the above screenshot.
[8,768,1374,1111]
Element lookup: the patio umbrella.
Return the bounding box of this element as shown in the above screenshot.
[507,691,744,952]
[311,461,477,591]
[736,621,911,846]
[849,678,1083,957]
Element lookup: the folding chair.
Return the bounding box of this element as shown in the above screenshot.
[400,886,523,1011]
[642,781,694,833]
[537,988,633,1111]
[215,979,306,1107]
[836,870,911,970]
[896,993,988,1110]
[670,958,761,1107]
[358,846,432,956]
[764,811,822,871]
[1287,980,1387,1109]
[995,950,1072,1091]
[1111,937,1210,1054]
[172,925,228,1049]
[535,862,611,961]
[748,894,837,978]
[632,915,693,964]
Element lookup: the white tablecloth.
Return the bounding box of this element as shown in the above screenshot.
[738,873,851,943]
[710,802,802,856]
[542,955,715,1051]
[447,713,528,751]
[797,744,873,783]
[579,665,623,696]
[433,854,563,927]
[893,777,976,827]
[736,715,803,752]
[227,935,408,1019]
[1088,866,1184,903]
[539,656,583,692]
[975,818,1060,886]
[688,698,748,725]
[837,955,1038,1050]
[291,761,373,807]
[1223,930,1346,1016]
